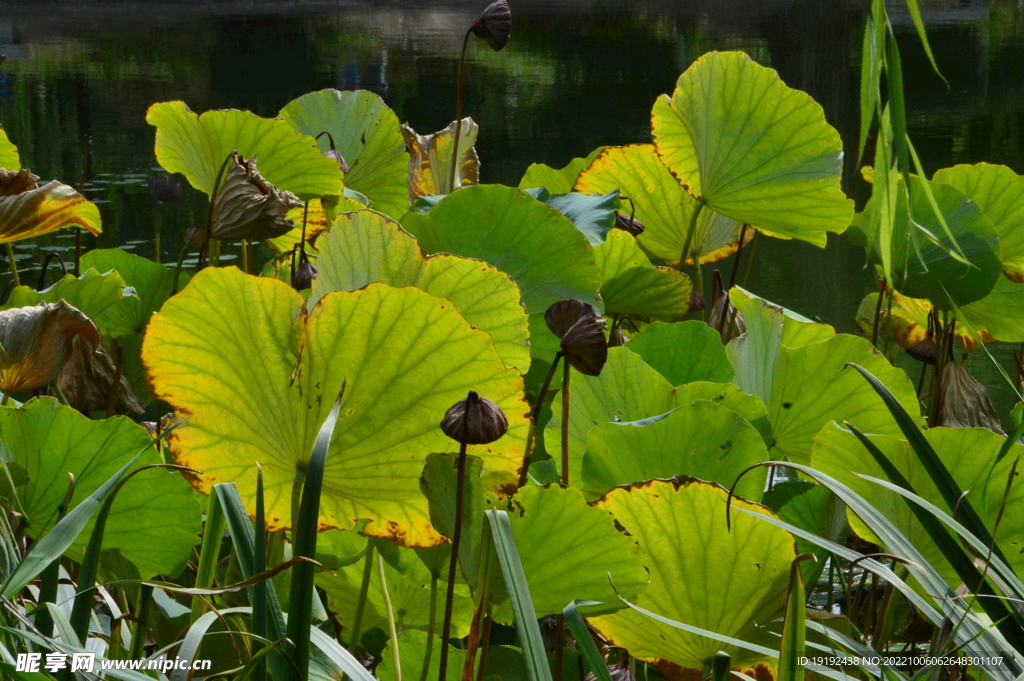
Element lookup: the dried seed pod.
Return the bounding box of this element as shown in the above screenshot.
[560,315,608,376]
[544,299,599,339]
[148,175,182,203]
[907,338,937,365]
[613,211,644,236]
[441,390,509,445]
[323,149,350,174]
[184,226,205,251]
[608,324,628,347]
[49,339,143,416]
[936,360,1005,435]
[707,292,745,344]
[0,301,100,395]
[0,168,40,197]
[292,260,318,291]
[470,0,512,52]
[209,153,303,241]
[688,289,706,312]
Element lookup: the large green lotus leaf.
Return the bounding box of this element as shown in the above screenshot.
[81,249,177,337]
[402,118,479,200]
[0,125,20,171]
[0,398,201,576]
[761,480,847,587]
[672,381,772,447]
[505,485,647,617]
[142,268,529,546]
[518,147,606,194]
[0,181,102,244]
[146,101,343,200]
[401,184,601,314]
[624,321,733,385]
[595,230,692,320]
[811,423,1024,588]
[651,51,853,245]
[279,89,409,219]
[581,401,768,501]
[933,163,1024,283]
[2,269,128,323]
[420,452,486,586]
[524,187,620,247]
[575,144,745,265]
[377,631,467,681]
[545,348,677,485]
[590,479,794,670]
[311,209,530,373]
[960,275,1024,342]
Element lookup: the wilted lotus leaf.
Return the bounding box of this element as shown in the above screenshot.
[519,147,605,194]
[560,315,608,376]
[471,0,512,51]
[624,321,734,386]
[402,118,479,200]
[312,209,530,372]
[2,268,128,324]
[0,176,101,244]
[50,339,144,416]
[575,145,747,266]
[651,51,853,245]
[590,478,794,670]
[209,153,303,241]
[854,291,982,352]
[595,231,692,321]
[0,125,20,171]
[0,301,100,395]
[143,267,529,545]
[146,101,343,199]
[266,197,364,254]
[936,360,1004,434]
[279,89,410,218]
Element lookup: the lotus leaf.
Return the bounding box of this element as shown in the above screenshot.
[2,269,128,324]
[0,301,100,395]
[761,481,848,586]
[79,249,177,338]
[932,163,1024,282]
[624,321,733,385]
[855,291,980,351]
[524,188,619,247]
[518,147,605,194]
[377,630,467,681]
[575,144,745,265]
[580,400,769,501]
[279,89,410,218]
[595,231,692,320]
[400,184,601,314]
[651,51,853,245]
[0,398,200,576]
[142,267,529,545]
[959,275,1024,342]
[590,478,795,670]
[146,101,343,199]
[0,125,20,171]
[311,209,530,372]
[811,423,1024,589]
[420,452,487,586]
[402,118,479,200]
[0,178,101,244]
[673,381,772,446]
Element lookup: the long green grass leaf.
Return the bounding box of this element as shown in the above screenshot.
[779,559,807,681]
[902,0,948,87]
[191,484,227,623]
[563,600,612,681]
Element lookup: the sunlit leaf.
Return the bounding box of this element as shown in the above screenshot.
[519,148,606,194]
[624,321,733,386]
[80,249,177,337]
[0,180,101,244]
[2,269,128,324]
[0,125,21,171]
[855,290,982,351]
[402,118,479,200]
[595,231,691,320]
[525,187,620,247]
[0,301,100,395]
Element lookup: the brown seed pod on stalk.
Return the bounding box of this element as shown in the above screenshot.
[440,390,509,445]
[544,298,599,339]
[470,0,512,51]
[148,175,182,204]
[560,315,608,376]
[613,211,645,237]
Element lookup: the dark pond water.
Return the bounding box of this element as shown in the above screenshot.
[2,0,1023,411]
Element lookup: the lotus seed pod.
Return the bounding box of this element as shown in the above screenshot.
[560,315,608,376]
[544,298,599,339]
[608,324,628,347]
[292,260,319,291]
[688,289,706,312]
[323,148,350,174]
[441,390,509,445]
[470,0,512,52]
[936,360,1005,435]
[0,301,100,395]
[148,175,182,203]
[613,211,645,236]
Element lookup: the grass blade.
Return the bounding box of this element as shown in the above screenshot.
[902,0,948,87]
[779,558,808,681]
[191,483,227,623]
[563,600,612,681]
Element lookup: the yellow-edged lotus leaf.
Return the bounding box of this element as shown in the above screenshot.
[590,478,794,670]
[146,101,343,200]
[268,198,360,254]
[575,144,745,266]
[854,291,982,351]
[142,267,528,545]
[0,125,20,171]
[652,51,853,245]
[0,301,100,395]
[311,209,530,373]
[209,154,303,241]
[959,275,1024,343]
[519,147,605,194]
[0,179,102,244]
[595,230,692,321]
[402,118,479,201]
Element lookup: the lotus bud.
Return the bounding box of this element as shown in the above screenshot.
[0,301,99,395]
[560,315,608,376]
[608,324,628,347]
[49,339,143,416]
[935,360,1005,435]
[688,289,706,312]
[613,211,645,236]
[907,338,937,365]
[148,175,182,203]
[0,168,40,197]
[292,260,318,291]
[440,390,509,445]
[470,0,512,52]
[184,227,205,251]
[209,153,303,241]
[544,299,599,339]
[708,291,745,343]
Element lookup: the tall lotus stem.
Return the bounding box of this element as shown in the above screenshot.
[560,360,570,487]
[198,151,235,270]
[419,576,439,681]
[679,198,705,320]
[448,30,472,195]
[517,351,562,488]
[348,541,376,660]
[5,243,19,288]
[438,440,468,681]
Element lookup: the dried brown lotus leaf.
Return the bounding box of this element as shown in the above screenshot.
[471,0,512,52]
[0,178,102,244]
[544,298,599,339]
[0,301,100,394]
[48,339,144,416]
[402,119,479,201]
[440,390,509,445]
[560,315,608,376]
[0,168,40,197]
[936,360,1005,435]
[209,153,303,241]
[708,291,746,343]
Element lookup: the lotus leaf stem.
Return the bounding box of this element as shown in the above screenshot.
[553,615,566,681]
[560,360,570,487]
[154,203,163,264]
[378,552,401,681]
[517,351,562,488]
[438,439,469,681]
[679,198,705,320]
[347,540,376,659]
[448,29,473,195]
[105,339,124,418]
[418,576,439,681]
[51,382,70,407]
[5,243,19,288]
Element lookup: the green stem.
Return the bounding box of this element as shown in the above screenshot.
[253,465,268,681]
[678,199,705,321]
[348,541,376,657]
[51,382,70,406]
[171,243,188,296]
[378,553,401,681]
[448,30,473,194]
[693,262,705,323]
[438,441,469,681]
[560,360,570,487]
[5,243,19,288]
[129,584,153,661]
[1,393,9,406]
[517,352,562,488]
[154,204,163,264]
[419,576,439,681]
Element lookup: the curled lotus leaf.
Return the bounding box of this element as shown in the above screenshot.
[0,125,20,171]
[142,267,529,546]
[595,230,692,320]
[0,169,39,196]
[935,360,1004,434]
[575,144,747,266]
[518,147,605,194]
[0,176,102,244]
[651,51,853,245]
[402,118,479,201]
[0,301,100,395]
[209,153,303,241]
[2,268,129,324]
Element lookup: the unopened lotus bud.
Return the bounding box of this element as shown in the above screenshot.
[292,260,318,291]
[323,149,350,174]
[49,339,143,416]
[688,289,706,312]
[0,168,39,197]
[184,227,205,251]
[935,360,1005,435]
[613,212,645,236]
[544,299,599,339]
[907,338,937,365]
[0,301,99,395]
[441,390,509,445]
[608,324,628,347]
[470,0,512,52]
[707,292,745,343]
[209,153,302,241]
[148,175,182,203]
[560,315,608,376]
